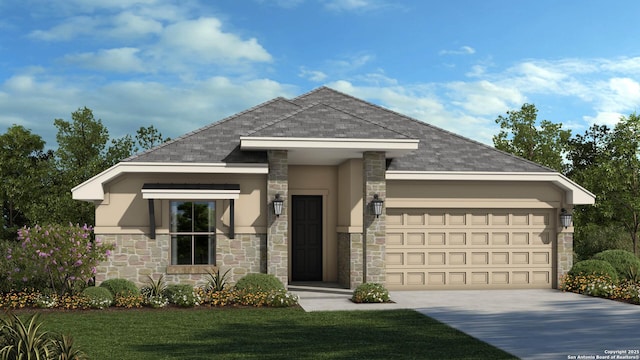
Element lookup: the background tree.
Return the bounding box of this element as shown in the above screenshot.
[0,107,171,233]
[493,103,571,172]
[566,114,640,256]
[0,125,52,240]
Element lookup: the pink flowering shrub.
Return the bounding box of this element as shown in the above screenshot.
[8,224,114,295]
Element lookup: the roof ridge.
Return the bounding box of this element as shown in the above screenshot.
[303,86,552,172]
[124,96,296,161]
[318,102,412,139]
[244,102,320,136]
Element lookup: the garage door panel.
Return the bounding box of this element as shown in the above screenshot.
[386,208,554,290]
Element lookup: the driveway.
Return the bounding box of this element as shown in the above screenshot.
[291,287,640,360]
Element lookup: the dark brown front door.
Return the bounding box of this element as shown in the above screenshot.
[291,195,323,281]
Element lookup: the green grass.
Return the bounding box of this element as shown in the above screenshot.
[23,307,516,359]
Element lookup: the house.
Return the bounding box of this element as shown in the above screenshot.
[72,86,595,290]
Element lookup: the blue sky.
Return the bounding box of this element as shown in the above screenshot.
[1,0,640,148]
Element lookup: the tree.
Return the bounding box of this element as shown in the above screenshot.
[493,103,571,172]
[135,125,170,151]
[0,125,53,239]
[567,114,640,255]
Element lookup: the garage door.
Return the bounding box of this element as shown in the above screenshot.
[385,209,555,290]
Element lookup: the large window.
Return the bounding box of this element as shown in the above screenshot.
[170,201,215,265]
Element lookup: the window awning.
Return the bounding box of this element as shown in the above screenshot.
[141,184,240,200]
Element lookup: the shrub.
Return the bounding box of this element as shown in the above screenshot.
[574,223,633,261]
[265,289,299,307]
[592,249,640,281]
[9,224,114,296]
[352,283,390,303]
[568,259,619,283]
[81,286,114,309]
[99,278,139,298]
[165,284,199,307]
[0,312,87,359]
[561,274,616,298]
[141,275,169,308]
[203,268,231,292]
[234,273,285,292]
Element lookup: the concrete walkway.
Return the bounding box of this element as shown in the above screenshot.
[289,285,640,360]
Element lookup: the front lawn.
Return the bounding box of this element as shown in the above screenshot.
[32,307,516,359]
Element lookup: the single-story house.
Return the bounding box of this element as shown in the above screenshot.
[72,86,595,290]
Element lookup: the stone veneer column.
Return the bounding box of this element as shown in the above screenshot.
[363,151,386,284]
[267,150,289,286]
[557,231,574,288]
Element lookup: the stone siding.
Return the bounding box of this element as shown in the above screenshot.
[363,151,386,285]
[267,150,289,286]
[337,232,364,289]
[557,231,574,288]
[96,233,266,288]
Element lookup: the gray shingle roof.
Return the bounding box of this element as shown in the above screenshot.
[127,86,552,173]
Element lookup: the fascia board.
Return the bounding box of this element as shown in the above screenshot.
[240,137,419,151]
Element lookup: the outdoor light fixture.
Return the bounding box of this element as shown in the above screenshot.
[273,194,284,217]
[371,194,384,218]
[560,208,572,228]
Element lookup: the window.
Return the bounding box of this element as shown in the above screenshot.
[170,201,215,265]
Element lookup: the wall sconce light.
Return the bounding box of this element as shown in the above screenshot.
[560,208,572,228]
[371,194,384,218]
[273,194,284,217]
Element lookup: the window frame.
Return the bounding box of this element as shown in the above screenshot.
[169,200,216,266]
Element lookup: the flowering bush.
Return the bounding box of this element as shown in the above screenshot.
[265,289,299,307]
[145,295,169,309]
[561,274,616,297]
[611,280,640,304]
[81,286,113,309]
[114,294,144,308]
[35,293,59,309]
[352,283,390,303]
[165,284,200,307]
[8,224,114,296]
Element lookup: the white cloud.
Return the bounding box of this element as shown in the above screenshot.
[447,80,525,116]
[299,68,328,82]
[583,111,623,126]
[63,48,146,73]
[108,11,163,38]
[323,0,376,11]
[157,17,272,64]
[29,16,99,41]
[439,46,476,56]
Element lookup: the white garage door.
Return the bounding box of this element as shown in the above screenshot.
[385,209,555,290]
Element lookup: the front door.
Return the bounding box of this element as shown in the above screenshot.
[291,195,323,281]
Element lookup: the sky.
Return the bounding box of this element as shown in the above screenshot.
[1,0,640,149]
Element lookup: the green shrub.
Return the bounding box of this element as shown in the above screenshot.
[141,275,166,298]
[203,268,231,292]
[265,289,299,307]
[592,249,640,281]
[99,278,139,298]
[0,312,87,359]
[574,224,633,261]
[234,273,284,292]
[165,284,199,307]
[568,259,619,283]
[352,283,390,303]
[81,286,114,309]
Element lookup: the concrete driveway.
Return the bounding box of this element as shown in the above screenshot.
[291,286,640,360]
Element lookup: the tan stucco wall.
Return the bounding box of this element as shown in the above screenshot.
[289,165,339,282]
[95,173,267,234]
[337,159,363,230]
[387,180,565,209]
